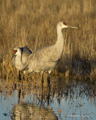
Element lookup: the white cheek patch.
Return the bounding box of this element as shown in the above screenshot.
[15,50,19,55]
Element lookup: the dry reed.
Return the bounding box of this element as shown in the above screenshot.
[0,0,96,82]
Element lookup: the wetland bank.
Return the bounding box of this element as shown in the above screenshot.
[0,0,96,120]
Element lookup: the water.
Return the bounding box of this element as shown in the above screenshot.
[0,77,96,120]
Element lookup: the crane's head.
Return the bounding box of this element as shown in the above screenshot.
[13,47,21,55]
[57,21,78,29]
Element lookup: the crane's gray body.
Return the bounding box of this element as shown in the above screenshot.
[12,46,32,71]
[28,22,65,73]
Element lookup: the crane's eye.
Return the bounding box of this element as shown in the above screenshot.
[63,22,67,25]
[14,50,17,53]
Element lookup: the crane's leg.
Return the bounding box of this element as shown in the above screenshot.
[18,88,21,103]
[19,71,21,81]
[47,74,50,86]
[23,71,26,80]
[47,72,51,105]
[47,74,50,105]
[42,72,44,88]
[47,71,51,87]
[41,73,44,105]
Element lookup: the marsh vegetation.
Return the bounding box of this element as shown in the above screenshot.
[0,0,96,83]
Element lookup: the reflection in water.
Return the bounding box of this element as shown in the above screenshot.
[0,75,96,120]
[11,79,56,120]
[12,103,57,120]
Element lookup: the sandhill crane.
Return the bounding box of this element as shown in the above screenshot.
[12,46,32,80]
[28,21,77,84]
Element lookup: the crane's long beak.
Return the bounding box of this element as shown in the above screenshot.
[68,25,78,29]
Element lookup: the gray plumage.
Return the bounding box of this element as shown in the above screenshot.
[28,21,77,74]
[28,21,68,74]
[12,46,32,71]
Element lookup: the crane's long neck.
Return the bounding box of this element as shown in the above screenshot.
[15,50,22,64]
[55,27,64,57]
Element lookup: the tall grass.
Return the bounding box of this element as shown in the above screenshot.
[0,0,96,82]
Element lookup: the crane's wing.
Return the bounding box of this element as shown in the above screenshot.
[28,45,60,63]
[21,46,32,64]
